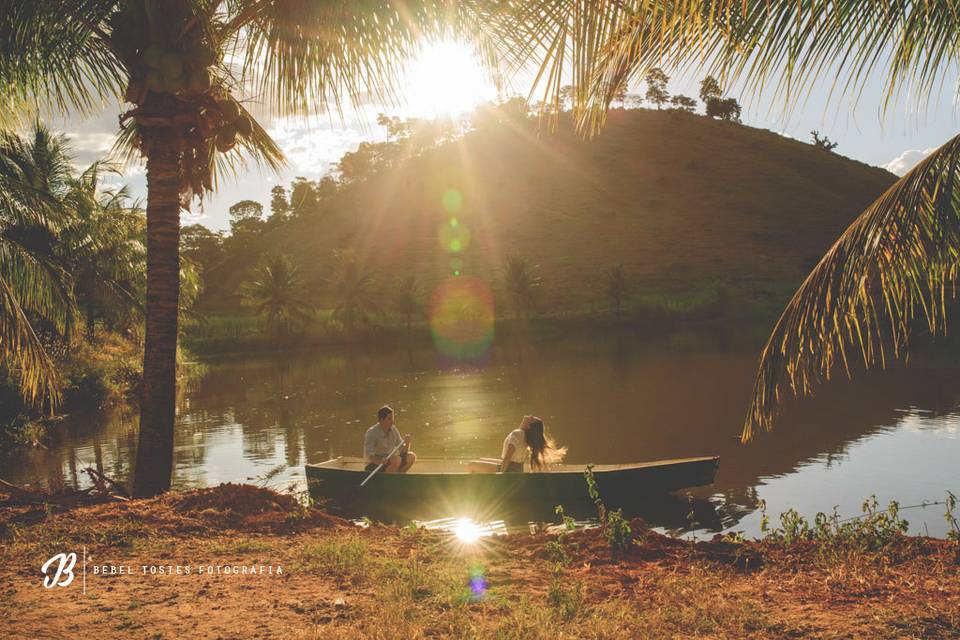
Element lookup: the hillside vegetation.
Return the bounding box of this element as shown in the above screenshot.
[202,109,895,323]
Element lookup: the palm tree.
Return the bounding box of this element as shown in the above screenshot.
[395,274,422,331]
[503,256,542,320]
[60,162,146,342]
[241,254,311,337]
[556,2,960,441]
[0,1,534,496]
[605,264,628,319]
[0,125,78,410]
[329,250,377,337]
[1,125,148,412]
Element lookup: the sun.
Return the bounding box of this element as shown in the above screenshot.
[402,39,497,118]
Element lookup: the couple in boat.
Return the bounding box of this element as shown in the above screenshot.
[364,405,564,474]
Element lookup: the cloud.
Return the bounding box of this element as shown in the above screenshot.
[265,115,386,178]
[883,148,936,176]
[60,131,116,168]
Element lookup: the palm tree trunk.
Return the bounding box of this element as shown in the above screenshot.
[85,298,95,342]
[133,138,180,497]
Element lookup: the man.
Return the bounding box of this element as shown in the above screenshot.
[364,405,416,473]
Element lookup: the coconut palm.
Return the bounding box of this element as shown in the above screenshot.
[503,255,542,320]
[542,2,960,441]
[605,264,628,319]
[0,0,539,495]
[0,125,78,410]
[61,161,146,342]
[1,124,148,402]
[241,253,312,337]
[328,250,377,337]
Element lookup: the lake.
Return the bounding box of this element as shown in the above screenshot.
[4,329,959,538]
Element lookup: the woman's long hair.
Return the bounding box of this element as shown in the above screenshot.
[524,417,566,469]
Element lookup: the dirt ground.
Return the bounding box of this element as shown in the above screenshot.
[1,484,958,639]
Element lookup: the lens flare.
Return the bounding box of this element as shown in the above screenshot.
[454,518,481,544]
[438,217,471,254]
[429,276,495,362]
[467,563,487,600]
[442,188,463,213]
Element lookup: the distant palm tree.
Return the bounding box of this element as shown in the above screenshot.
[604,265,629,319]
[328,251,377,337]
[394,274,422,331]
[241,254,311,337]
[503,256,542,320]
[61,162,145,342]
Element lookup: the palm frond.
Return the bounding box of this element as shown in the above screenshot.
[223,1,520,118]
[745,134,960,442]
[226,0,429,117]
[0,0,125,122]
[581,1,960,131]
[0,274,61,410]
[488,0,636,127]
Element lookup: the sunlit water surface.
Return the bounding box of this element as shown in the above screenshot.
[4,331,959,538]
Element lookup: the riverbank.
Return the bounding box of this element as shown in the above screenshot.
[0,331,203,451]
[2,484,958,639]
[184,281,784,357]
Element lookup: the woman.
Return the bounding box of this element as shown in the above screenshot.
[467,415,566,473]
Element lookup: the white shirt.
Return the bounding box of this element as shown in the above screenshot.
[364,423,403,461]
[501,429,528,464]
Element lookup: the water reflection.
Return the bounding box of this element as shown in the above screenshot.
[3,332,959,537]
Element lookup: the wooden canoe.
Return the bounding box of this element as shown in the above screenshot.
[305,456,719,510]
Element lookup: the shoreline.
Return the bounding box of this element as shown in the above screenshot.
[2,484,958,638]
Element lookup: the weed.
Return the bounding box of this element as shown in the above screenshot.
[583,465,632,558]
[945,491,960,563]
[547,575,583,622]
[761,495,910,554]
[544,540,571,567]
[554,504,576,532]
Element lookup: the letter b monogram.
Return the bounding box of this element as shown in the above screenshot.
[41,552,77,588]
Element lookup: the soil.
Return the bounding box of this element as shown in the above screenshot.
[1,485,957,639]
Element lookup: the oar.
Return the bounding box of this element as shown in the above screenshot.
[360,439,407,487]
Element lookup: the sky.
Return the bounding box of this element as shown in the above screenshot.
[51,38,960,232]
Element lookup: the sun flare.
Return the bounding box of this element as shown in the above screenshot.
[453,517,483,544]
[403,39,497,118]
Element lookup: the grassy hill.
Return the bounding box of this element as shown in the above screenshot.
[204,108,896,324]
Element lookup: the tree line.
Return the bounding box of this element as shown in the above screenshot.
[230,250,638,340]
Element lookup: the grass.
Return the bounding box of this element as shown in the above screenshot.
[296,535,372,583]
[2,484,958,638]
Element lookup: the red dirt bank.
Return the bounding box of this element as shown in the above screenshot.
[1,484,957,639]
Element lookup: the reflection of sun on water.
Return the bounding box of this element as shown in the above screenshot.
[454,517,482,543]
[403,39,497,117]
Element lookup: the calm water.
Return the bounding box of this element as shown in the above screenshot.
[4,330,959,537]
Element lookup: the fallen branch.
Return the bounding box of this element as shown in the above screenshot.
[0,478,45,502]
[0,475,127,507]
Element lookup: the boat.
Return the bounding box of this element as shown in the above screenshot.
[305,456,720,513]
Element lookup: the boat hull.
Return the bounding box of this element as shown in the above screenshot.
[305,456,719,513]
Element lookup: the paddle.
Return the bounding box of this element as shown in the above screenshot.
[360,438,407,487]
